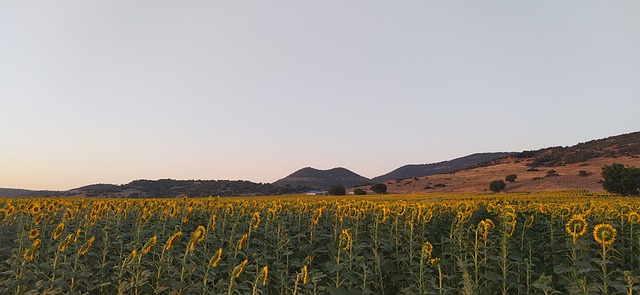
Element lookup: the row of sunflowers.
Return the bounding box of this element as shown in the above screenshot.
[0,191,637,294]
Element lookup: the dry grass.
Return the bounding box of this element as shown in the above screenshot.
[376,155,640,194]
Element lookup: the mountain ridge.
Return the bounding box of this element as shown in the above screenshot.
[272,167,371,189]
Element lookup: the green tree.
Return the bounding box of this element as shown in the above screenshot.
[328,184,346,196]
[371,183,388,194]
[489,180,506,193]
[505,174,517,183]
[353,188,367,195]
[601,163,640,196]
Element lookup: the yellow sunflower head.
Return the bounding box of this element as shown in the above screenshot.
[629,212,640,224]
[593,223,617,246]
[565,215,588,239]
[29,228,40,239]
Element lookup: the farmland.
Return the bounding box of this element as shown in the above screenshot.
[1,192,639,294]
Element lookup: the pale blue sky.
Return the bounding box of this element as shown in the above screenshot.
[2,1,639,190]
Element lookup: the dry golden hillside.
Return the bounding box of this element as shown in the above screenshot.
[370,155,640,194]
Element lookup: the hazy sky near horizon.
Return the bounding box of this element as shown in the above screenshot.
[2,1,640,190]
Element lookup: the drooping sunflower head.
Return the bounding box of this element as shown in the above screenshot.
[260,265,268,285]
[503,212,517,224]
[232,259,249,278]
[78,236,95,256]
[59,234,73,252]
[593,223,617,246]
[558,206,571,219]
[188,226,206,253]
[421,240,433,259]
[236,233,248,251]
[605,209,620,221]
[52,223,65,240]
[34,214,46,226]
[142,236,157,254]
[539,204,548,214]
[251,211,261,230]
[209,247,223,268]
[165,231,182,251]
[525,215,535,229]
[565,215,588,240]
[619,205,630,215]
[339,229,351,251]
[301,265,309,285]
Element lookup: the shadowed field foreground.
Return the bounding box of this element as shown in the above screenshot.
[1,193,639,294]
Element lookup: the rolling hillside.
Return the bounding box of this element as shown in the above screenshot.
[372,152,514,182]
[273,167,371,189]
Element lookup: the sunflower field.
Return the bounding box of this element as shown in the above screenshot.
[1,192,640,294]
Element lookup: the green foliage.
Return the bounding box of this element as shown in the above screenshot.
[371,183,388,194]
[353,188,367,195]
[2,193,640,294]
[505,174,517,183]
[328,184,346,196]
[601,163,640,196]
[489,180,506,192]
[579,170,591,177]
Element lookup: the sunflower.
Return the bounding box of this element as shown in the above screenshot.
[628,212,640,224]
[421,240,433,258]
[539,204,548,214]
[188,226,206,253]
[593,223,617,246]
[236,233,248,251]
[142,236,157,254]
[31,204,41,214]
[78,236,95,256]
[503,212,517,224]
[301,265,308,285]
[52,223,64,240]
[209,248,223,267]
[165,231,182,251]
[29,229,40,239]
[260,265,268,285]
[59,234,73,252]
[558,206,571,219]
[525,215,535,229]
[566,215,588,239]
[233,259,249,278]
[339,229,351,251]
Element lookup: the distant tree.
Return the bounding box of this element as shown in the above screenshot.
[353,188,367,195]
[328,184,346,196]
[546,170,559,177]
[371,183,388,194]
[489,180,506,193]
[578,170,590,177]
[505,174,517,183]
[601,163,640,196]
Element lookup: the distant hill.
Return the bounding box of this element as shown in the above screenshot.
[0,188,61,197]
[74,179,313,198]
[273,167,371,189]
[372,152,514,182]
[2,179,313,198]
[514,131,640,167]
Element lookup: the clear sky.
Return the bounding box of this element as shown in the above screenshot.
[2,1,639,190]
